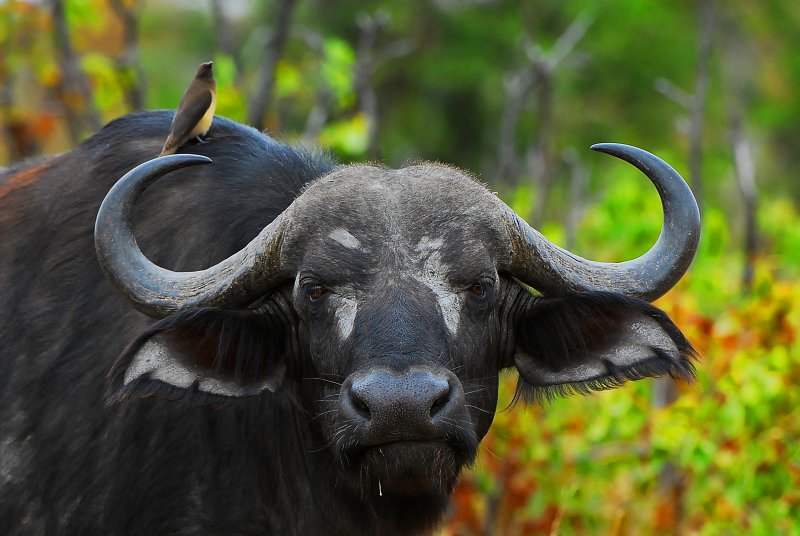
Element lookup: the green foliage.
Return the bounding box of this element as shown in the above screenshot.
[321,37,357,109]
[319,112,368,158]
[81,53,125,117]
[760,198,800,273]
[212,54,246,122]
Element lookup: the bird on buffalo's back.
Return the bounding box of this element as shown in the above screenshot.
[159,61,216,156]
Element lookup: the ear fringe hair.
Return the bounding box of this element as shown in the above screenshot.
[107,375,258,409]
[514,346,698,406]
[514,291,699,406]
[111,374,306,414]
[519,292,698,369]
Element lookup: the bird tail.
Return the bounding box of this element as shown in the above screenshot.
[159,139,177,157]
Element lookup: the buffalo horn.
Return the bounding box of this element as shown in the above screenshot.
[94,154,293,318]
[500,143,700,302]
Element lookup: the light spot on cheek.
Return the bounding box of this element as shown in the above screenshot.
[329,228,363,250]
[335,297,358,340]
[430,287,463,335]
[293,273,301,293]
[413,236,463,335]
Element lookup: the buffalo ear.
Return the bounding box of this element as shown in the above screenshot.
[107,308,287,405]
[512,292,697,402]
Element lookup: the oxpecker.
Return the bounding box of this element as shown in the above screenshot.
[159,61,216,156]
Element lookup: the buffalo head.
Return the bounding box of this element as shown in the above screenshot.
[94,143,699,532]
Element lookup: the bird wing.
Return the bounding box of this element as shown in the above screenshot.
[169,90,213,141]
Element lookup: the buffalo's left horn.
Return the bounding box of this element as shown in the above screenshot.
[95,154,294,318]
[500,143,700,302]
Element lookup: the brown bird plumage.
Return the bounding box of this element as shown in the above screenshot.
[159,61,216,156]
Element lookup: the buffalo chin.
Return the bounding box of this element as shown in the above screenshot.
[337,441,475,531]
[370,486,454,535]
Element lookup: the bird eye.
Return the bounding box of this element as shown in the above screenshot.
[307,284,329,302]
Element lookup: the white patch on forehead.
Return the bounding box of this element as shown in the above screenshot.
[329,228,363,250]
[416,236,445,253]
[335,296,358,340]
[410,236,463,335]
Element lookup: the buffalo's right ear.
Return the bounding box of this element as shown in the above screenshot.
[107,308,287,405]
[511,292,697,402]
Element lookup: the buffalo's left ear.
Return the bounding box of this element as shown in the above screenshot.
[512,292,697,401]
[107,307,287,405]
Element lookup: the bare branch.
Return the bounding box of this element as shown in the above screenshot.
[545,12,594,70]
[654,78,692,109]
[374,38,414,64]
[495,69,534,182]
[495,12,592,190]
[718,5,760,292]
[687,0,715,208]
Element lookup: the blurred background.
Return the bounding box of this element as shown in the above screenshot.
[2,0,798,534]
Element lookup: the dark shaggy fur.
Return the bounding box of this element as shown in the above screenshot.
[0,111,697,535]
[0,112,351,535]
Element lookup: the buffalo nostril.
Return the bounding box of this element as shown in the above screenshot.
[429,386,451,418]
[430,382,451,418]
[349,391,371,420]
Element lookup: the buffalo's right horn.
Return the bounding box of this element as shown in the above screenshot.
[95,154,294,318]
[498,143,700,302]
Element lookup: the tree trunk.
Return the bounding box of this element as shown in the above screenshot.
[729,111,758,294]
[687,0,715,209]
[49,0,102,142]
[248,0,298,131]
[354,12,385,161]
[719,4,759,295]
[109,0,145,110]
[209,0,246,92]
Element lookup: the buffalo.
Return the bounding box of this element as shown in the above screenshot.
[0,110,699,535]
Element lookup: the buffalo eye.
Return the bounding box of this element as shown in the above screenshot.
[307,284,329,302]
[468,279,492,298]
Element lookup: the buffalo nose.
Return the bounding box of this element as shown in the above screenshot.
[340,368,465,442]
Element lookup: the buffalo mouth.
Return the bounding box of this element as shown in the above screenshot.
[330,440,478,534]
[339,438,477,497]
